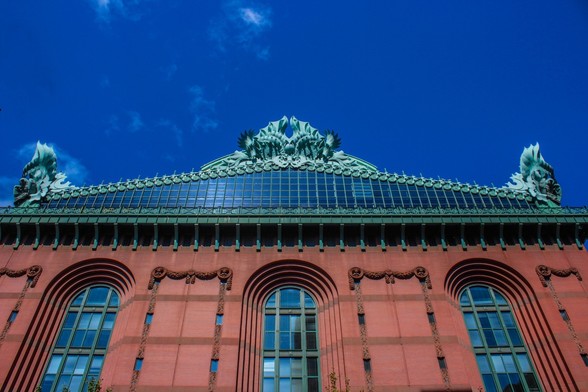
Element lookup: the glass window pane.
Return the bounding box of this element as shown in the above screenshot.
[64,312,77,328]
[264,332,275,350]
[280,316,290,331]
[264,358,275,377]
[263,288,319,392]
[96,330,112,349]
[279,332,290,349]
[108,291,120,307]
[464,312,476,329]
[516,354,531,372]
[462,286,540,392]
[56,375,71,391]
[89,313,102,329]
[468,330,483,347]
[47,355,63,374]
[491,354,505,373]
[265,315,275,332]
[72,331,85,347]
[279,378,291,391]
[263,378,275,392]
[69,375,83,391]
[482,374,498,392]
[90,356,104,373]
[304,293,315,308]
[86,287,109,306]
[266,293,276,308]
[78,313,91,329]
[291,378,303,392]
[74,355,88,375]
[307,358,318,376]
[279,358,291,377]
[71,293,85,306]
[470,287,492,305]
[476,355,491,374]
[56,329,72,347]
[308,378,319,392]
[280,288,301,308]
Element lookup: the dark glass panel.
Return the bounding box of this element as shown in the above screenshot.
[280,289,301,308]
[86,287,109,306]
[470,287,493,305]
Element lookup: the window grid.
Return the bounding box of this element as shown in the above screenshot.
[40,286,119,392]
[262,288,320,392]
[49,169,532,210]
[461,286,541,392]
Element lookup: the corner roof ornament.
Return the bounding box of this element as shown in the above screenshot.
[13,141,75,207]
[201,116,377,172]
[505,143,561,207]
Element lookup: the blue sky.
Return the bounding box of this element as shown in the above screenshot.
[1,1,587,207]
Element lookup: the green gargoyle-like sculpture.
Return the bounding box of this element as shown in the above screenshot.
[506,143,562,207]
[13,142,75,207]
[201,116,376,172]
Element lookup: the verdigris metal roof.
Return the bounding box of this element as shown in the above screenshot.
[12,117,561,211]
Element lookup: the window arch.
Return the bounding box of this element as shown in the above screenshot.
[460,285,541,392]
[262,287,320,392]
[40,286,119,392]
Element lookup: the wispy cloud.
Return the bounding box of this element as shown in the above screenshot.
[189,85,218,133]
[209,1,272,59]
[157,119,184,147]
[16,142,89,186]
[105,114,120,136]
[100,75,111,88]
[87,0,144,23]
[162,63,178,80]
[128,111,144,132]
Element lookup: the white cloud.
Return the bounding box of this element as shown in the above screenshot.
[128,111,144,133]
[105,114,120,136]
[87,0,144,23]
[157,119,184,147]
[239,8,267,26]
[162,63,178,80]
[188,85,218,133]
[17,142,89,186]
[209,1,272,59]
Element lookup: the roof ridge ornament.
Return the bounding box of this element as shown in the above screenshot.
[505,143,561,207]
[13,141,75,207]
[201,116,377,172]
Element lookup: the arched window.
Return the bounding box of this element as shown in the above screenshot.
[40,286,119,392]
[262,287,320,392]
[460,286,541,392]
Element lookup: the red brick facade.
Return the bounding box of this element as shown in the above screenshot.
[1,240,587,391]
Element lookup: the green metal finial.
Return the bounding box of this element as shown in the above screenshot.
[201,116,377,172]
[13,141,75,207]
[506,143,562,207]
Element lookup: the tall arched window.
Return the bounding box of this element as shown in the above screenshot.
[262,287,320,392]
[460,286,541,392]
[40,286,119,392]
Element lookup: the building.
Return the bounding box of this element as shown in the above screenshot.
[0,117,587,392]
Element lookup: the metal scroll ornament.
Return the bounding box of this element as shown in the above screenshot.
[13,142,75,207]
[201,116,377,172]
[506,143,561,207]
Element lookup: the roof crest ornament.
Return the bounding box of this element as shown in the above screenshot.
[505,143,561,207]
[200,116,377,172]
[13,141,75,207]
